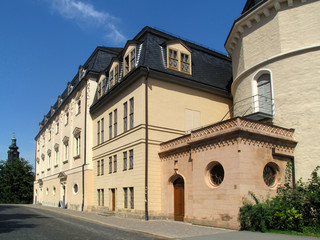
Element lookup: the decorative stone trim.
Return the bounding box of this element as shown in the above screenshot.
[226,0,311,54]
[159,117,296,157]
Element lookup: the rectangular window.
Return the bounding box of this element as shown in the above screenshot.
[97,120,100,145]
[109,157,112,174]
[129,98,134,129]
[109,112,112,139]
[101,189,104,206]
[97,160,100,176]
[129,149,133,169]
[49,129,51,141]
[130,187,134,209]
[102,78,106,94]
[124,188,128,208]
[54,147,59,166]
[47,153,51,170]
[101,118,104,143]
[110,70,114,87]
[56,121,59,134]
[123,102,128,132]
[130,49,136,70]
[169,49,178,69]
[98,189,100,206]
[101,159,104,175]
[125,56,129,75]
[65,112,69,125]
[181,53,190,73]
[114,109,117,137]
[77,100,81,115]
[115,65,119,84]
[64,142,69,162]
[113,155,117,173]
[98,82,102,97]
[75,135,80,156]
[123,151,127,171]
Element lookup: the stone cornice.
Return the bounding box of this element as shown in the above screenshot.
[159,117,296,157]
[225,0,310,55]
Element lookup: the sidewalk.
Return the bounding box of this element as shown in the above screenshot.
[26,205,318,240]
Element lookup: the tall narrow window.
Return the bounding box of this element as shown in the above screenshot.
[47,151,51,170]
[63,137,69,163]
[130,49,136,70]
[125,56,129,75]
[65,111,69,125]
[97,160,100,176]
[123,151,127,171]
[113,155,117,173]
[181,53,190,73]
[109,157,112,174]
[124,188,128,208]
[123,102,128,132]
[98,189,101,206]
[129,149,133,169]
[109,70,114,87]
[109,112,112,139]
[75,134,80,156]
[56,121,59,134]
[130,187,134,209]
[54,144,59,167]
[97,120,100,145]
[98,82,102,97]
[115,65,119,84]
[257,73,272,115]
[129,98,134,129]
[169,49,178,69]
[101,189,104,206]
[102,78,106,94]
[114,109,117,137]
[101,159,104,175]
[101,118,104,143]
[77,100,81,115]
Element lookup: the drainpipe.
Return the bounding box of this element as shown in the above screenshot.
[145,67,150,221]
[82,84,88,211]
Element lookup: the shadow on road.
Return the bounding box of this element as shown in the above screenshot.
[0,204,49,234]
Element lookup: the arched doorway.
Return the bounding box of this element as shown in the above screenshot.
[173,177,185,221]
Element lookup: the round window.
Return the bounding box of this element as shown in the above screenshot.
[210,163,224,186]
[73,184,78,195]
[263,162,279,187]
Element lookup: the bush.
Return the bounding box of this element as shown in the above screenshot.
[239,165,320,233]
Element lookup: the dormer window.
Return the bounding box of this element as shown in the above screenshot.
[123,46,136,76]
[115,65,119,84]
[167,41,192,75]
[98,82,102,98]
[102,78,106,94]
[110,70,114,87]
[169,49,178,69]
[108,63,120,89]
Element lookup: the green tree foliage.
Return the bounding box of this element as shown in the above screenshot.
[0,158,34,204]
[239,165,320,233]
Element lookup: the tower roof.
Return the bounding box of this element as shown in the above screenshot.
[8,133,19,160]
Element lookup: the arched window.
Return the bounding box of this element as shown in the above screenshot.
[252,71,274,118]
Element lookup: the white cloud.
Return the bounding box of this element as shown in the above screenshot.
[50,0,125,44]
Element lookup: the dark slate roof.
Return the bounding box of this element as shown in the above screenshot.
[136,27,232,91]
[91,27,233,111]
[36,47,122,138]
[242,0,265,14]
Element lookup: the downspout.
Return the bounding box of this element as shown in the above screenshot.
[145,67,150,221]
[82,84,88,211]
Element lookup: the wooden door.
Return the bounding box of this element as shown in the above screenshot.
[111,189,115,211]
[174,178,184,221]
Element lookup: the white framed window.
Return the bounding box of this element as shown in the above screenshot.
[129,98,134,129]
[73,128,81,158]
[63,136,69,163]
[167,44,192,74]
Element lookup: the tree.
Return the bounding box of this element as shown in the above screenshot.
[0,158,34,204]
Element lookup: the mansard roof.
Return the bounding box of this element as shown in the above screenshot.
[36,47,122,139]
[91,27,233,111]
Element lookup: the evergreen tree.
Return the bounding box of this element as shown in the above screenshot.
[0,158,34,204]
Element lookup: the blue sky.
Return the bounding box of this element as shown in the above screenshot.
[0,0,246,167]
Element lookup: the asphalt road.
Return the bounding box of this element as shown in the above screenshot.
[0,204,163,240]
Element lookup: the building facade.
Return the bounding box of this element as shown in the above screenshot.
[34,0,318,229]
[225,0,320,180]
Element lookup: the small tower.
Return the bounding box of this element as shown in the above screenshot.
[8,133,20,161]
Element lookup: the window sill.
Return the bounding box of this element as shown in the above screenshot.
[73,155,80,160]
[63,160,69,164]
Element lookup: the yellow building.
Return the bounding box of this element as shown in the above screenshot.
[34,0,319,229]
[225,0,320,181]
